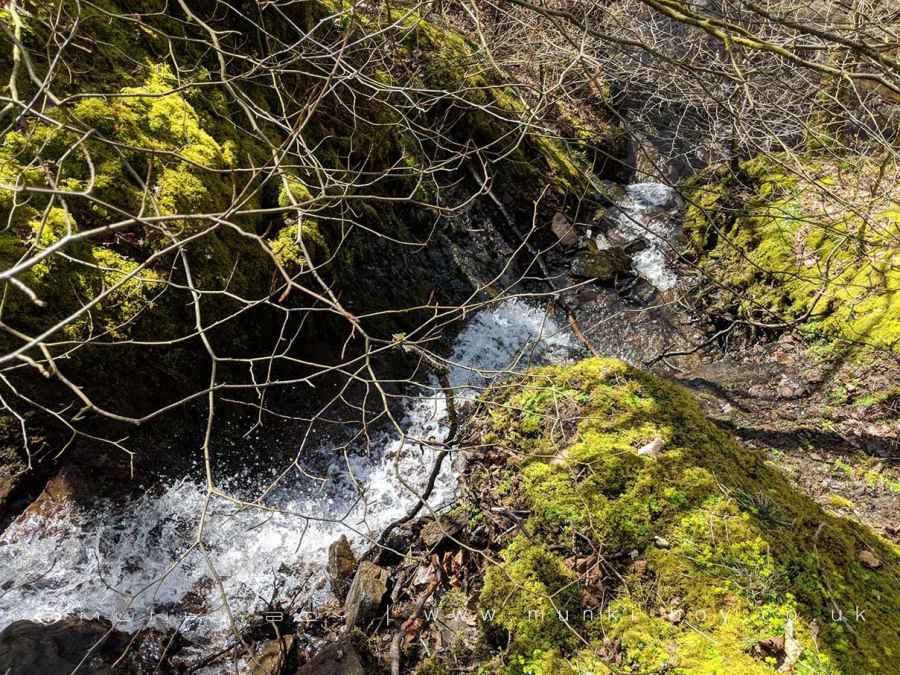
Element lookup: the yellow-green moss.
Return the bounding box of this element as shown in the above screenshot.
[683,154,900,351]
[476,358,899,674]
[270,221,329,276]
[0,208,166,341]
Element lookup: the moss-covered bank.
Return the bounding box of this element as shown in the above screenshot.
[0,1,614,440]
[457,358,898,674]
[682,154,899,352]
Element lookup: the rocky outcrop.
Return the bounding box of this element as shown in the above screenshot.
[682,154,899,352]
[464,358,900,674]
[343,561,389,630]
[327,535,358,602]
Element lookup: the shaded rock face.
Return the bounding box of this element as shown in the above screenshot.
[343,561,389,630]
[0,619,131,675]
[327,535,358,602]
[0,437,30,526]
[295,635,374,675]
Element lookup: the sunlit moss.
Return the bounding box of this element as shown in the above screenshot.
[683,154,900,352]
[476,358,899,674]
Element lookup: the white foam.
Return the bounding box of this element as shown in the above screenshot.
[604,182,681,291]
[0,299,581,640]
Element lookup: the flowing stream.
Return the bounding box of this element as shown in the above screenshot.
[599,182,681,291]
[0,299,582,643]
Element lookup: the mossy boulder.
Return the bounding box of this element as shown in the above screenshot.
[469,358,899,673]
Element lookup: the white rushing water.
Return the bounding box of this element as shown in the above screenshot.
[598,182,681,291]
[0,299,580,640]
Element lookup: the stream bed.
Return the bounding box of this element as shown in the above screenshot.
[0,299,582,645]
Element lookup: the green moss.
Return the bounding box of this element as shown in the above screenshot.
[0,208,166,341]
[475,358,899,674]
[683,154,900,352]
[1,1,610,420]
[277,177,314,208]
[270,221,330,276]
[480,536,581,666]
[827,495,855,510]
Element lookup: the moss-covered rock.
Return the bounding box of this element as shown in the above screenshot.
[470,358,899,673]
[0,0,614,452]
[682,154,900,352]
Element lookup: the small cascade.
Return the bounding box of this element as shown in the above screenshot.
[0,299,581,643]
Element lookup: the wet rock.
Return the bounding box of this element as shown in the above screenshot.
[601,227,648,255]
[252,635,295,675]
[0,439,29,520]
[0,618,131,675]
[328,535,358,602]
[858,550,881,569]
[344,561,390,629]
[375,525,416,566]
[623,237,650,256]
[570,241,631,281]
[624,277,658,305]
[550,212,579,248]
[16,464,118,523]
[296,635,375,675]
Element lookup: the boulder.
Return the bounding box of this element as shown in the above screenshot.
[0,618,131,675]
[570,241,631,281]
[327,535,358,601]
[343,561,389,629]
[295,635,376,675]
[550,212,579,248]
[20,465,97,521]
